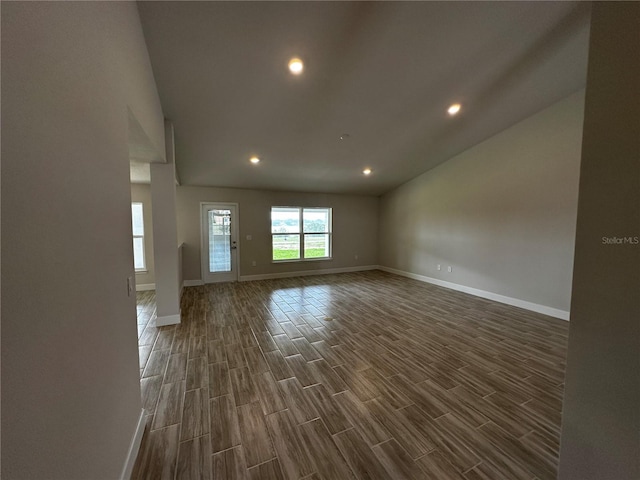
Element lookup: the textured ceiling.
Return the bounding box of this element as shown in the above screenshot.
[138,1,590,196]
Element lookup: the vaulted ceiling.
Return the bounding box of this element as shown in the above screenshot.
[137,1,590,195]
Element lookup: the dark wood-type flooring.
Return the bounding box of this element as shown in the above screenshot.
[132,270,568,479]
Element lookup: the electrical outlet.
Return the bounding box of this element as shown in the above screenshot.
[354,254,359,260]
[252,261,256,267]
[448,266,452,273]
[246,235,252,241]
[437,264,441,271]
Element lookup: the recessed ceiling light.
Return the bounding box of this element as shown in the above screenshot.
[363,168,372,175]
[448,103,461,115]
[250,156,260,164]
[288,58,304,75]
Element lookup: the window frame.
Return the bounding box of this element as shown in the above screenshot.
[271,206,333,263]
[132,202,147,272]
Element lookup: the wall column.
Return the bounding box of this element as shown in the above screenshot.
[150,120,181,326]
[558,3,640,479]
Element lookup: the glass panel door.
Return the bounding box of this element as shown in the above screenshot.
[201,203,238,283]
[209,209,231,273]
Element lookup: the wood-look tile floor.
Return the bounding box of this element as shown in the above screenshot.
[131,271,568,480]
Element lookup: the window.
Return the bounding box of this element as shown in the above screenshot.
[271,207,332,261]
[132,202,146,271]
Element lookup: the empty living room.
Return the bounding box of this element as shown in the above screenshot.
[2,2,638,480]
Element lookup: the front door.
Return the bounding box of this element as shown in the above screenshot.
[201,203,239,283]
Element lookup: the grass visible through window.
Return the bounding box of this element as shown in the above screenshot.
[272,248,327,260]
[273,249,300,260]
[304,248,327,258]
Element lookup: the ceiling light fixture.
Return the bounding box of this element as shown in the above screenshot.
[363,168,372,175]
[288,58,304,75]
[340,133,350,140]
[448,103,461,115]
[250,156,260,164]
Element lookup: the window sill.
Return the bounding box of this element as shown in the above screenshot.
[135,269,148,274]
[272,257,333,264]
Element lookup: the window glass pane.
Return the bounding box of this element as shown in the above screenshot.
[131,203,144,236]
[304,234,330,258]
[133,237,145,270]
[303,208,330,233]
[272,234,300,260]
[209,209,231,272]
[271,207,300,234]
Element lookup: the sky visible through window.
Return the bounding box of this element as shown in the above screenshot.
[271,208,329,234]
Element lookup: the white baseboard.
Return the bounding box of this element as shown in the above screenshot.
[155,313,181,327]
[120,409,145,480]
[183,279,204,287]
[239,265,378,282]
[378,266,570,321]
[135,283,155,292]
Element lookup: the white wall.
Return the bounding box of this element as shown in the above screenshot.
[150,121,181,325]
[131,183,155,287]
[379,91,584,315]
[2,3,164,478]
[176,186,379,281]
[559,3,640,478]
